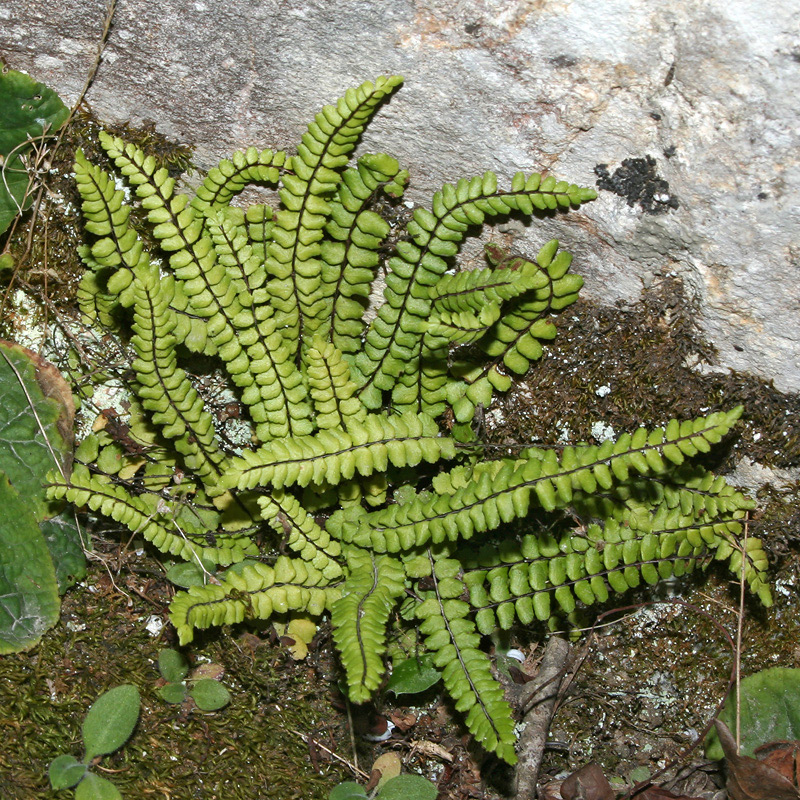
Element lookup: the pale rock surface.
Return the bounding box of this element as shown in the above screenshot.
[2,0,799,391]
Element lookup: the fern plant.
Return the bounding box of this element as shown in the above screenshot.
[49,76,771,765]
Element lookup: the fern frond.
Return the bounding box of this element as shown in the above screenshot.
[129,264,228,491]
[266,75,404,349]
[226,411,457,491]
[341,410,744,551]
[417,555,517,763]
[331,551,405,703]
[258,490,343,580]
[354,173,596,408]
[47,464,256,566]
[449,240,581,422]
[191,147,285,213]
[305,338,368,430]
[321,153,408,353]
[170,556,338,645]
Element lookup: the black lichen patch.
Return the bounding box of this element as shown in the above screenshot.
[594,156,679,214]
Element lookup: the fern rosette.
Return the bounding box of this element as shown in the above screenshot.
[50,76,771,766]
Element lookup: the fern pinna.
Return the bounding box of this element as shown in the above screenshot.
[50,76,771,765]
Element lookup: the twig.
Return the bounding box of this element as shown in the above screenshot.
[287,727,370,780]
[735,511,750,751]
[514,636,572,800]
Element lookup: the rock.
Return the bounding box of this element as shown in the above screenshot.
[2,0,798,391]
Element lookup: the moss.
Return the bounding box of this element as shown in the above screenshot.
[0,557,350,800]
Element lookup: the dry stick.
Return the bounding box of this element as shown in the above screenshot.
[514,636,572,800]
[735,511,750,752]
[287,727,370,781]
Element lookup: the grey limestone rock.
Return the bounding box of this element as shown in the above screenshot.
[2,0,799,390]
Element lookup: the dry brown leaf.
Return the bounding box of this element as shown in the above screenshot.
[560,762,615,800]
[410,739,454,763]
[634,786,705,800]
[714,719,800,800]
[755,740,800,785]
[372,752,402,789]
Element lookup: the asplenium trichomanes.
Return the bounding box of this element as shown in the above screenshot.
[49,75,771,764]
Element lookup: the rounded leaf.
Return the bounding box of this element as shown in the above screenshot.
[705,667,800,760]
[165,560,217,588]
[387,656,441,696]
[158,648,189,682]
[82,685,141,760]
[378,774,438,800]
[158,682,189,704]
[189,678,230,711]
[48,754,87,789]
[74,771,123,800]
[329,781,368,800]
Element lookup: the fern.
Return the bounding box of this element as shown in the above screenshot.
[50,76,772,767]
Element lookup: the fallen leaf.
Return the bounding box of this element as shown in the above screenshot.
[634,786,705,799]
[189,662,225,681]
[755,740,800,785]
[388,709,417,731]
[372,752,402,789]
[560,762,615,800]
[410,739,454,763]
[715,719,800,800]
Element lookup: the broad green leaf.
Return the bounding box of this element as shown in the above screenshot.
[39,510,87,593]
[329,781,368,800]
[165,560,217,588]
[0,68,69,154]
[82,685,141,760]
[0,340,74,522]
[705,667,800,759]
[0,472,59,653]
[75,771,123,800]
[387,655,441,695]
[158,648,189,682]
[0,154,33,235]
[189,678,231,711]
[378,774,438,800]
[48,754,87,789]
[0,69,68,235]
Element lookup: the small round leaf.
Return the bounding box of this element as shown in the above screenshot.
[329,781,368,800]
[189,678,230,711]
[158,682,189,704]
[387,656,441,696]
[48,754,87,789]
[378,774,437,800]
[158,648,189,682]
[75,771,122,800]
[82,685,141,760]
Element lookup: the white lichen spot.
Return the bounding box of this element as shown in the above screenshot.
[591,421,615,441]
[556,421,572,444]
[145,615,165,636]
[595,384,611,397]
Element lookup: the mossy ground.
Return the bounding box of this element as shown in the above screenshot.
[2,109,800,799]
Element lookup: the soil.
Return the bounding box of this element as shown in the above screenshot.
[2,111,800,800]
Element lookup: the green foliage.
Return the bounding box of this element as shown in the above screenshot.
[49,684,140,799]
[330,774,437,800]
[0,341,85,653]
[0,67,69,235]
[387,655,441,696]
[156,648,231,711]
[705,668,800,759]
[50,76,771,765]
